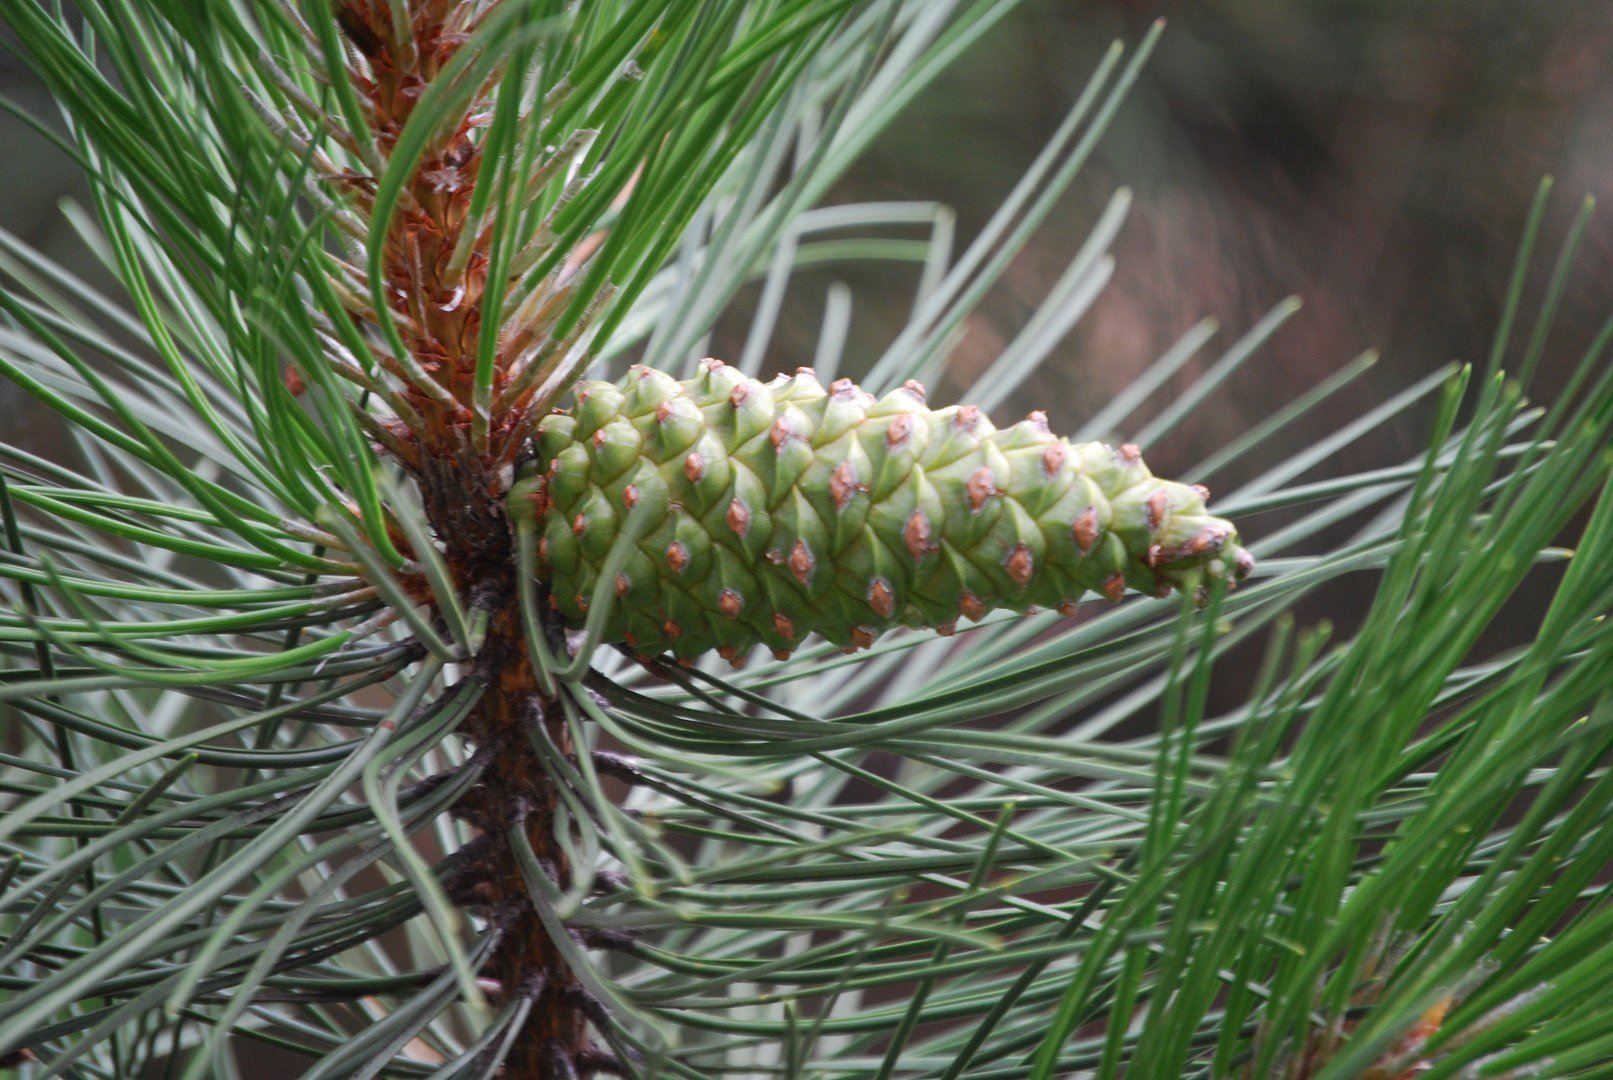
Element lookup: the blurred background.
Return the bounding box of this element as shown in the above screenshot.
[817,0,1611,482]
[6,1,1611,473]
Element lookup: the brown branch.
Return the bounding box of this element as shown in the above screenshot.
[329,3,607,1076]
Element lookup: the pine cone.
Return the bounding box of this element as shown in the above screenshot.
[512,361,1253,665]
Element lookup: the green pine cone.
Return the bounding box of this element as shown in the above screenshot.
[511,360,1253,665]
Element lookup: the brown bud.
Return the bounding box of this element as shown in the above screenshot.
[967,467,996,511]
[684,451,705,483]
[902,379,926,401]
[730,383,750,408]
[887,413,913,448]
[1006,544,1035,587]
[1072,507,1099,554]
[537,537,549,562]
[666,542,688,574]
[830,460,860,509]
[904,510,932,559]
[1102,573,1126,602]
[850,626,876,650]
[662,619,683,640]
[772,649,793,662]
[1120,443,1143,463]
[955,405,982,430]
[1042,443,1066,476]
[574,594,589,614]
[773,613,796,641]
[1026,410,1050,433]
[1146,490,1170,531]
[572,513,587,536]
[718,589,743,618]
[935,620,957,637]
[656,400,675,424]
[960,593,986,621]
[795,365,817,378]
[1057,602,1078,617]
[830,377,856,399]
[1192,484,1211,503]
[615,574,630,597]
[868,578,896,618]
[592,429,607,447]
[788,540,815,585]
[770,416,794,450]
[622,484,639,509]
[727,497,751,537]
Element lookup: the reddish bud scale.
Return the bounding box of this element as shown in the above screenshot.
[517,364,1252,663]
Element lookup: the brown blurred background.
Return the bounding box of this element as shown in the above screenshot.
[7,1,1612,475]
[830,0,1613,480]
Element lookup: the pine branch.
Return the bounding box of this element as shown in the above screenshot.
[1,3,1611,1078]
